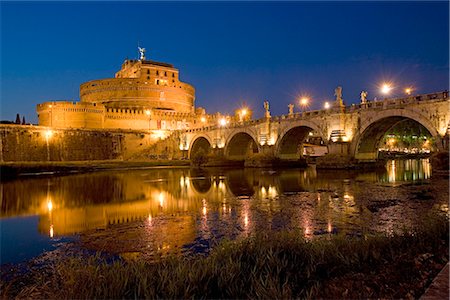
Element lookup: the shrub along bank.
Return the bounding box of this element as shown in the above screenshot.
[1,214,448,299]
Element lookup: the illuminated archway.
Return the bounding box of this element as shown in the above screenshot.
[353,113,440,161]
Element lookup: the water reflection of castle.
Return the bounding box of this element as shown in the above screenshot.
[36,168,322,236]
[1,160,432,239]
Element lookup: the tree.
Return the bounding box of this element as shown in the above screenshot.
[22,116,26,125]
[15,114,21,124]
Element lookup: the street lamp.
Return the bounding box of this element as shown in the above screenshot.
[380,83,392,95]
[324,102,330,110]
[299,97,309,111]
[219,118,227,127]
[404,87,413,95]
[239,108,248,122]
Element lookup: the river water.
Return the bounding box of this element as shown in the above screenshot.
[1,159,448,264]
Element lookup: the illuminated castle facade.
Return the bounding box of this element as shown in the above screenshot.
[37,50,208,130]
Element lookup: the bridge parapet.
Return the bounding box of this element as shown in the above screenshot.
[183,91,449,164]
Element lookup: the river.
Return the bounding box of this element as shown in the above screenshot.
[1,159,448,264]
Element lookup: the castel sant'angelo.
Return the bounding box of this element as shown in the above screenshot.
[37,47,210,131]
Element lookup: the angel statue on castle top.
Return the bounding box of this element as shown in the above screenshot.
[138,47,146,60]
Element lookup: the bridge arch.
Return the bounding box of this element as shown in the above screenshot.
[352,109,443,161]
[276,121,326,160]
[224,130,260,160]
[189,135,213,159]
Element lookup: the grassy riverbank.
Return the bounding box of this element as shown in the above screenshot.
[2,214,448,299]
[0,160,190,179]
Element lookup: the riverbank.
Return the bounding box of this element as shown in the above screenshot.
[0,160,190,180]
[1,214,447,299]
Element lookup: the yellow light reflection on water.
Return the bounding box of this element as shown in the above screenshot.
[49,225,54,238]
[47,198,53,212]
[158,192,164,207]
[244,214,249,227]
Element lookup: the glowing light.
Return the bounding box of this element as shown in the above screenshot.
[219,118,227,127]
[145,110,151,116]
[148,215,152,223]
[45,130,53,139]
[299,97,309,107]
[49,225,54,238]
[200,116,206,123]
[308,131,313,136]
[404,88,412,95]
[244,214,249,227]
[48,104,52,108]
[47,199,53,212]
[327,222,332,233]
[380,83,392,95]
[324,102,330,109]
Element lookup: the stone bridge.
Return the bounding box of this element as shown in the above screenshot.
[182,91,449,163]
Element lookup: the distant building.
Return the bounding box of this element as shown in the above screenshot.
[37,53,210,130]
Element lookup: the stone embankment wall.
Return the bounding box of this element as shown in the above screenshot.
[0,125,182,162]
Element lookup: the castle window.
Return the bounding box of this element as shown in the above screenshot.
[172,73,175,78]
[156,79,160,85]
[164,71,167,76]
[147,76,150,80]
[147,70,150,74]
[156,70,159,75]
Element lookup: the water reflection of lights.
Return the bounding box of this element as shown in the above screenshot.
[327,222,332,233]
[244,214,249,227]
[148,214,153,224]
[47,198,53,212]
[218,181,225,192]
[260,185,278,199]
[202,198,207,216]
[158,192,165,207]
[388,160,396,182]
[49,225,54,238]
[179,176,190,188]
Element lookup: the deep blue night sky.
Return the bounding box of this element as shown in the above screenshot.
[1,1,448,123]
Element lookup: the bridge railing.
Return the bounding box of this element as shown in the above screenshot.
[184,91,448,133]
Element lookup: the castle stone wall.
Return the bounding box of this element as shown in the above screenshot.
[0,125,177,162]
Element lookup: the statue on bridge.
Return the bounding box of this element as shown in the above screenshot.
[288,103,294,116]
[334,86,344,107]
[360,91,368,104]
[264,100,271,118]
